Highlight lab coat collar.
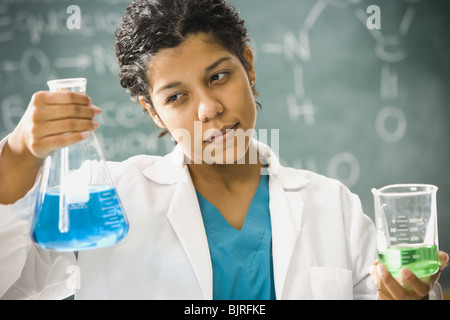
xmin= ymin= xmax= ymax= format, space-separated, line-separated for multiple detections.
xmin=141 ymin=139 xmax=309 ymax=191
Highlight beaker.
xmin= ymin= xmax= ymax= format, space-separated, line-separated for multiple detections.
xmin=371 ymin=184 xmax=439 ymax=279
xmin=31 ymin=78 xmax=129 ymax=251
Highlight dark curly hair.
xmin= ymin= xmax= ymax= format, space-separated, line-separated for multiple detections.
xmin=115 ymin=0 xmax=257 ymax=137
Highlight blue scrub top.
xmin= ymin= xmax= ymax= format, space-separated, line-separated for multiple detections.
xmin=196 ymin=173 xmax=276 ymax=300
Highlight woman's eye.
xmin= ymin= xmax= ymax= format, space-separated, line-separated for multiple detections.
xmin=167 ymin=93 xmax=183 ymax=103
xmin=211 ymin=72 xmax=227 ymax=83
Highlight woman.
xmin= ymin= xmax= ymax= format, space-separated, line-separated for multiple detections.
xmin=0 ymin=0 xmax=447 ymax=300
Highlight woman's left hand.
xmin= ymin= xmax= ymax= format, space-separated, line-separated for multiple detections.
xmin=370 ymin=251 xmax=449 ymax=300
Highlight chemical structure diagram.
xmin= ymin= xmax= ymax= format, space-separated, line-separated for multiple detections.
xmin=257 ymin=0 xmax=421 ymax=186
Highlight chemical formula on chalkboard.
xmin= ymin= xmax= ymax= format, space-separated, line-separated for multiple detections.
xmin=247 ymin=0 xmax=429 ymax=188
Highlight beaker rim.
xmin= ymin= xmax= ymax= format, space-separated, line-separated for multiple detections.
xmin=371 ymin=183 xmax=438 ymax=196
xmin=47 ymin=78 xmax=87 ymax=89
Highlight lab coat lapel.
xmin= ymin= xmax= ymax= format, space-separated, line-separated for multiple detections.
xmin=269 ymin=180 xmax=305 ymax=299
xmin=142 ymin=145 xmax=213 ymax=300
xmin=261 ymin=140 xmax=308 ymax=299
xmin=166 ymin=166 xmax=213 ymax=300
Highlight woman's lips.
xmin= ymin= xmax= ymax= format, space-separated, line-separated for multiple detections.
xmin=204 ymin=122 xmax=239 ymax=143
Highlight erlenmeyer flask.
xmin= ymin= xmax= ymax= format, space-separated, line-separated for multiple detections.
xmin=31 ymin=78 xmax=129 ymax=251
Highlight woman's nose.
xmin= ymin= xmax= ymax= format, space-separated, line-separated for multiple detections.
xmin=197 ymin=90 xmax=224 ymax=122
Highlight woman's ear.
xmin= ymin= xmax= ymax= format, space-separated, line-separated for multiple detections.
xmin=243 ymin=46 xmax=256 ymax=86
xmin=139 ymin=96 xmax=166 ymax=129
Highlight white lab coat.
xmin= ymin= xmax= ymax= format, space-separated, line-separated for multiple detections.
xmin=0 ymin=138 xmax=440 ymax=300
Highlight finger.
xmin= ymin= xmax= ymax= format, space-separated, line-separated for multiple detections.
xmin=35 ymin=119 xmax=99 ymax=140
xmin=91 ymin=105 xmax=102 ymax=115
xmin=34 ymin=91 xmax=92 ymax=106
xmin=29 ymin=131 xmax=90 ymax=158
xmin=43 ymin=131 xmax=91 ymax=149
xmin=370 ymin=261 xmax=391 ymax=299
xmin=400 ymin=268 xmax=431 ymax=298
xmin=428 ymin=251 xmax=449 ymax=284
xmin=37 ymin=104 xmax=101 ymax=122
xmin=439 ymin=251 xmax=449 ymax=270
xmin=377 ymin=264 xmax=408 ymax=300
xmin=377 ymin=289 xmax=394 ymax=300
xmin=369 ymin=262 xmax=381 ymax=290
xmin=373 ymin=263 xmax=396 ymax=300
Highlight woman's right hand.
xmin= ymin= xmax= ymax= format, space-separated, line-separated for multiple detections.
xmin=0 ymin=91 xmax=101 ymax=204
xmin=9 ymin=91 xmax=101 ymax=160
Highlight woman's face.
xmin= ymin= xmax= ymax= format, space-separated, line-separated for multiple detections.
xmin=142 ymin=33 xmax=257 ymax=164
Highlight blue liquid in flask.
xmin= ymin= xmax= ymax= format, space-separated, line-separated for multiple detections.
xmin=32 ymin=185 xmax=128 ymax=251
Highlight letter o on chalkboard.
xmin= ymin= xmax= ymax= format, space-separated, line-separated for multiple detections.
xmin=327 ymin=152 xmax=360 ymax=187
xmin=20 ymin=47 xmax=51 ymax=83
xmin=375 ymin=106 xmax=407 ymax=143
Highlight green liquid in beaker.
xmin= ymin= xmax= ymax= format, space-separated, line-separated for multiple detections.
xmin=378 ymin=245 xmax=439 ymax=278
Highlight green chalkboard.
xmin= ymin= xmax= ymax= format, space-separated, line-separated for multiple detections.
xmin=1 ymin=0 xmax=449 ymax=290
